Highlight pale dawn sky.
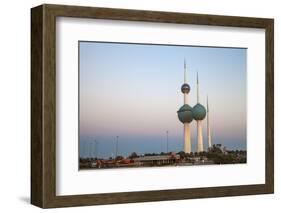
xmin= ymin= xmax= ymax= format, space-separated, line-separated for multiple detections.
xmin=79 ymin=41 xmax=247 ymax=158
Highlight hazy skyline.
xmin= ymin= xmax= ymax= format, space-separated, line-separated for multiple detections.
xmin=79 ymin=41 xmax=247 ymax=158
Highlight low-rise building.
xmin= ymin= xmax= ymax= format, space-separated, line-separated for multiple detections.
xmin=133 ymin=154 xmax=180 ymax=166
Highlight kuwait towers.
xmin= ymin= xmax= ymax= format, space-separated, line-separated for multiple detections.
xmin=177 ymin=60 xmax=208 ymax=153
xmin=177 ymin=60 xmax=193 ymax=153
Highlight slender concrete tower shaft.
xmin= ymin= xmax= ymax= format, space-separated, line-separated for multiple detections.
xmin=197 ymin=121 xmax=203 ymax=152
xmin=184 ymin=123 xmax=190 ymax=153
xmin=207 ymin=96 xmax=212 ymax=148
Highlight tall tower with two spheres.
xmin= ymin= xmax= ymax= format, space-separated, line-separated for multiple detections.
xmin=177 ymin=60 xmax=193 ymax=153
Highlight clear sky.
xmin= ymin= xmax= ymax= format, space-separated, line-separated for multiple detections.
xmin=79 ymin=41 xmax=247 ymax=159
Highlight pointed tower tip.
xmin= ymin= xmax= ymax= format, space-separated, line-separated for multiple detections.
xmin=196 ymin=71 xmax=199 ymax=103
xmin=184 ymin=59 xmax=187 ymax=83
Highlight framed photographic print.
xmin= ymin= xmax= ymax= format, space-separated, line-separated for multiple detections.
xmin=31 ymin=4 xmax=274 ymax=208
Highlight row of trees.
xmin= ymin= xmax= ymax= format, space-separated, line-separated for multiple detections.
xmin=172 ymin=144 xmax=246 ymax=164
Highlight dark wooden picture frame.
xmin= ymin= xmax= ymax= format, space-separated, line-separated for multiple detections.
xmin=31 ymin=4 xmax=274 ymax=208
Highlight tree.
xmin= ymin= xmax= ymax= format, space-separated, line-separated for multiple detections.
xmin=115 ymin=156 xmax=124 ymax=161
xmin=210 ymin=144 xmax=223 ymax=154
xmin=129 ymin=152 xmax=138 ymax=159
xmin=178 ymin=151 xmax=186 ymax=160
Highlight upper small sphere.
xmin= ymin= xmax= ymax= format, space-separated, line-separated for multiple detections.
xmin=192 ymin=103 xmax=207 ymax=120
xmin=181 ymin=83 xmax=190 ymax=94
xmin=177 ymin=104 xmax=193 ymax=123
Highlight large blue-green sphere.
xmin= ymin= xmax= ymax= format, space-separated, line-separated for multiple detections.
xmin=177 ymin=104 xmax=193 ymax=123
xmin=181 ymin=83 xmax=190 ymax=94
xmin=192 ymin=103 xmax=206 ymax=120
